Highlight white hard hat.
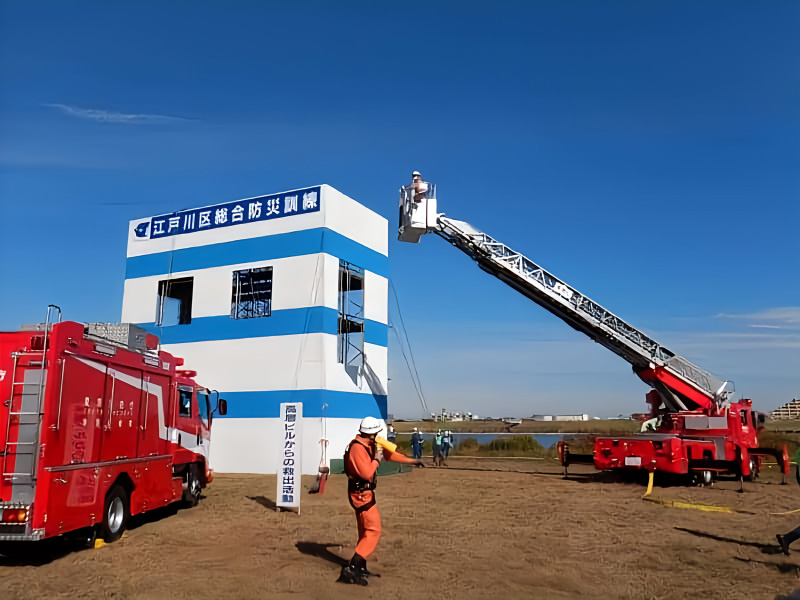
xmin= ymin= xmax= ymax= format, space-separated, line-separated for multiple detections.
xmin=412 ymin=171 xmax=421 ymax=177
xmin=359 ymin=416 xmax=383 ymax=435
xmin=413 ymin=427 xmax=418 ymax=431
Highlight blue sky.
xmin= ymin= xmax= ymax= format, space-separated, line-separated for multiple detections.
xmin=1 ymin=1 xmax=798 ymax=418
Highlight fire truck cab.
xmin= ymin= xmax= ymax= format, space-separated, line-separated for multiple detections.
xmin=0 ymin=317 xmax=226 ymax=543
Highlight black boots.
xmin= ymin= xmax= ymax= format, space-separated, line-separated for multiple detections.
xmin=337 ymin=553 xmax=376 ymax=585
xmin=777 ymin=534 xmax=791 ymax=555
xmin=337 ymin=564 xmax=368 ymax=586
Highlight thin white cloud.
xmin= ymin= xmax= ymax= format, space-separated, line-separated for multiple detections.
xmin=715 ymin=306 xmax=800 ymax=329
xmin=44 ymin=103 xmax=187 ymax=124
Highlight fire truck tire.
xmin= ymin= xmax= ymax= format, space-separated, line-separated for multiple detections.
xmin=101 ymin=485 xmax=129 ymax=543
xmin=745 ymin=457 xmax=759 ymax=482
xmin=183 ymin=464 xmax=202 ymax=507
xmin=692 ymin=470 xmax=713 ymax=487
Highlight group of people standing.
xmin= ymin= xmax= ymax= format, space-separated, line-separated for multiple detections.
xmin=411 ymin=427 xmax=453 ymax=467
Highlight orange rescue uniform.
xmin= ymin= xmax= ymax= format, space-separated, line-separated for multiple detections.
xmin=344 ymin=434 xmax=417 ymax=558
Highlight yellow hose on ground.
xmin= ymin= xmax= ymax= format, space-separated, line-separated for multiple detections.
xmin=640 ymin=471 xmax=754 ymax=514
xmin=642 ymin=471 xmax=654 ymax=498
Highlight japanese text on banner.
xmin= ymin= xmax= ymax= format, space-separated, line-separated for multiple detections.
xmin=137 ymin=187 xmax=321 ymax=240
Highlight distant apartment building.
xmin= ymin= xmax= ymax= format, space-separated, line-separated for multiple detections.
xmin=531 ymin=414 xmax=590 ymax=422
xmin=769 ymin=398 xmax=800 ymax=420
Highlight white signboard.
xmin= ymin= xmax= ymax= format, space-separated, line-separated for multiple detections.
xmin=277 ymin=402 xmax=302 ymax=511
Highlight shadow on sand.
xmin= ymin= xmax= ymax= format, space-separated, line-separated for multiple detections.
xmin=0 ymin=501 xmax=193 ymax=567
xmin=296 ymin=542 xmax=347 ymax=567
xmin=247 ymin=495 xmax=277 ymax=511
xmin=675 ymin=526 xmax=783 ymax=555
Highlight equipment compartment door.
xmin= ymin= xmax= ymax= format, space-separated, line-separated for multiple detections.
xmin=99 ymin=366 xmax=142 ymax=461
xmin=56 ymin=355 xmax=105 ymax=466
xmin=138 ymin=373 xmax=170 ymax=458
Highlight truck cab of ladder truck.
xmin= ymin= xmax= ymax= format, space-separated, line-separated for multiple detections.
xmin=398 ymin=172 xmax=438 ymax=243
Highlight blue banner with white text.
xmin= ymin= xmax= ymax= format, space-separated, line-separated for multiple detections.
xmin=134 ymin=186 xmax=321 ymax=240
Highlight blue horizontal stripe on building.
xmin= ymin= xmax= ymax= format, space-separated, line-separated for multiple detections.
xmin=136 ymin=307 xmax=389 ymax=347
xmin=216 ymin=390 xmax=388 ymax=420
xmin=125 ymin=227 xmax=388 ymax=280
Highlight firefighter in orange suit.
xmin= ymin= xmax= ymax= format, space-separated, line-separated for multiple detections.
xmin=338 ymin=417 xmax=423 ymax=585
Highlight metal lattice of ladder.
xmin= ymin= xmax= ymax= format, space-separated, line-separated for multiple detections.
xmin=435 ymin=217 xmax=727 ymax=405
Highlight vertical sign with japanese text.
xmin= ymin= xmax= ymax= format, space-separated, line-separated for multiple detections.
xmin=277 ymin=402 xmax=302 ymax=512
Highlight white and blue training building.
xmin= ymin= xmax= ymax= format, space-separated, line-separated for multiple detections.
xmin=121 ymin=185 xmax=388 ymax=474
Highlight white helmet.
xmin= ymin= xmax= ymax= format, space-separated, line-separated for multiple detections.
xmin=359 ymin=416 xmax=383 ymax=435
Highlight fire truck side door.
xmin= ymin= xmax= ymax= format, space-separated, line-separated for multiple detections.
xmin=99 ymin=365 xmax=142 ymax=462
xmin=196 ymin=389 xmax=211 ymax=453
xmin=172 ymin=386 xmax=201 ymax=460
xmin=55 ymin=355 xmax=105 ymax=466
xmin=48 ymin=355 xmax=106 ymax=535
xmin=138 ymin=373 xmax=170 ymax=458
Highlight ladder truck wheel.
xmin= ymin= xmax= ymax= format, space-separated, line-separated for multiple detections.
xmin=183 ymin=464 xmax=202 ymax=507
xmin=101 ymin=485 xmax=129 ymax=543
xmin=692 ymin=470 xmax=714 ymax=487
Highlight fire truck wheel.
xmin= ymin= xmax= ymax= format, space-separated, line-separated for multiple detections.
xmin=183 ymin=464 xmax=202 ymax=507
xmin=692 ymin=470 xmax=713 ymax=487
xmin=101 ymin=485 xmax=129 ymax=543
xmin=745 ymin=457 xmax=759 ymax=482
xmin=67 ymin=526 xmax=97 ymax=549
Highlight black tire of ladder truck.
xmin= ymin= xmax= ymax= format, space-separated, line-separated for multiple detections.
xmin=101 ymin=484 xmax=130 ymax=543
xmin=183 ymin=463 xmax=202 ymax=507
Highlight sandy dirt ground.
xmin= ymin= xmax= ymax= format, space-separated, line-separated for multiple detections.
xmin=2 ymin=459 xmax=800 ymax=600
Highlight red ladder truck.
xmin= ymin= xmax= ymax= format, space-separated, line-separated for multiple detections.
xmin=0 ymin=307 xmax=227 ymax=543
xmin=398 ymin=177 xmax=789 ymax=485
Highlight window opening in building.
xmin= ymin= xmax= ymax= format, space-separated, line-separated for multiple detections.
xmin=231 ymin=267 xmax=273 ymax=319
xmin=156 ymin=277 xmax=194 ymax=326
xmin=338 ymin=260 xmax=364 ymax=375
xmin=178 ymin=388 xmax=193 ymax=418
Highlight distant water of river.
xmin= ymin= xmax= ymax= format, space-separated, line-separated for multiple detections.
xmin=395 ymin=432 xmax=590 ymax=449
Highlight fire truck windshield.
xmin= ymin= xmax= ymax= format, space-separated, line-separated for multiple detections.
xmin=197 ymin=389 xmax=210 ymax=425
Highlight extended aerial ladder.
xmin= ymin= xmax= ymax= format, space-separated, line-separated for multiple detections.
xmin=398 ymin=175 xmax=788 ymax=482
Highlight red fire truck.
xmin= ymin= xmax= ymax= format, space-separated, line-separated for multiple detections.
xmin=0 ymin=309 xmax=226 ymax=543
xmin=398 ymin=178 xmax=790 ymax=484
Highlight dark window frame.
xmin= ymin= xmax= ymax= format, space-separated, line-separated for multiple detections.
xmin=338 ymin=260 xmax=364 ymax=369
xmin=178 ymin=387 xmax=193 ymax=418
xmin=231 ymin=266 xmax=273 ymax=320
xmin=156 ymin=277 xmax=194 ymax=326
